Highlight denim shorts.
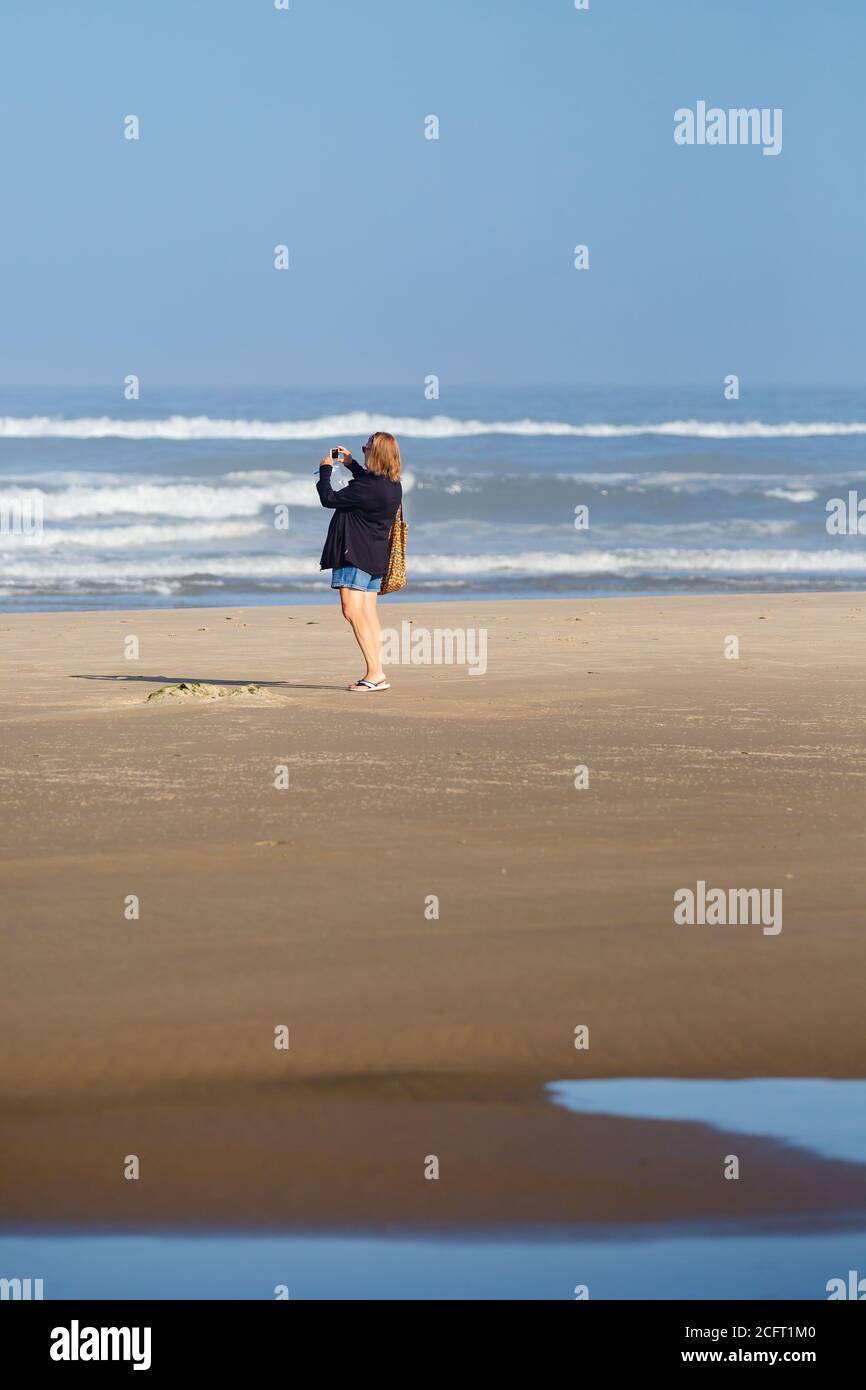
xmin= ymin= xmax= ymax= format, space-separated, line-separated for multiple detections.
xmin=331 ymin=565 xmax=382 ymax=592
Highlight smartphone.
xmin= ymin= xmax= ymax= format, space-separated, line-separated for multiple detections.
xmin=330 ymin=448 xmax=340 ymax=462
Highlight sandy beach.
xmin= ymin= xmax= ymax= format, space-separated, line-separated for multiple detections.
xmin=2 ymin=592 xmax=866 ymax=1230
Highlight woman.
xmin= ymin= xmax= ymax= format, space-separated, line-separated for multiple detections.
xmin=317 ymin=431 xmax=403 ymax=692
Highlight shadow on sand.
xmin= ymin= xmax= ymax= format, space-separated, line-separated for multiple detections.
xmin=70 ymin=673 xmax=343 ymax=691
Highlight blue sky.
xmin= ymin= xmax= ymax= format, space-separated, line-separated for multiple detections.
xmin=1 ymin=0 xmax=863 ymax=388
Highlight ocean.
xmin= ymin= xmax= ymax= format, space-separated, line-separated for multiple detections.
xmin=1 ymin=385 xmax=865 ymax=612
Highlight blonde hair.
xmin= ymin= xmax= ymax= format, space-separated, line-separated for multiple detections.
xmin=365 ymin=432 xmax=401 ymax=481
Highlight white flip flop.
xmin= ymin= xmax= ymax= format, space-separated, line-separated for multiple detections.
xmin=348 ymin=678 xmax=391 ymax=693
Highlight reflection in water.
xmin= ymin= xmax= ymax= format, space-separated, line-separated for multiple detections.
xmin=547 ymin=1078 xmax=866 ymax=1164
xmin=0 ymin=1228 xmax=863 ymax=1300
xmin=2 ymin=1079 xmax=865 ymax=1299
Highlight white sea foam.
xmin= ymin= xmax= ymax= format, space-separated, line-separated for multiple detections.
xmin=3 ymin=413 xmax=866 ymax=440
xmin=403 ymin=549 xmax=866 ymax=576
xmin=0 ymin=520 xmax=265 ymax=551
xmin=223 ymin=469 xmax=308 ymax=483
xmin=0 ymin=469 xmax=157 ymax=487
xmin=762 ymin=487 xmax=819 ymax=502
xmin=0 ymin=470 xmax=415 ymax=522
xmin=0 ymin=473 xmax=841 ymax=528
xmin=589 ymin=519 xmax=796 ymax=542
xmin=0 ymin=480 xmax=319 ymax=520
xmin=3 ymin=548 xmax=866 ymax=585
xmin=552 ymin=472 xmax=834 ymax=494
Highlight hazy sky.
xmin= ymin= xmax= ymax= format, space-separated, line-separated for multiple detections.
xmin=1 ymin=0 xmax=863 ymax=388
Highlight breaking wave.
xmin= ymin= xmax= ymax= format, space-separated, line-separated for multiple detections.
xmin=3 ymin=414 xmax=866 ymax=440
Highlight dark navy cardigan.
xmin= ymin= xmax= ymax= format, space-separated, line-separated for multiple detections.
xmin=317 ymin=458 xmax=402 ymax=576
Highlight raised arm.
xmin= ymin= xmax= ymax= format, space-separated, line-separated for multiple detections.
xmin=318 ymin=461 xmax=374 ymax=512
xmin=316 ymin=447 xmax=368 ymax=509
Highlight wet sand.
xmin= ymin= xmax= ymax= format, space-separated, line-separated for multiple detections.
xmin=4 ymin=1078 xmax=866 ymax=1233
xmin=1 ymin=593 xmax=865 ymax=1228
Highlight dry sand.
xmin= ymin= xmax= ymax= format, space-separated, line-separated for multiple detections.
xmin=1 ymin=593 xmax=865 ymax=1229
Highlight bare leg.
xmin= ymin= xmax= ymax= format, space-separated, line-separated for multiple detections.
xmin=339 ymin=588 xmax=385 ymax=685
xmin=361 ymin=591 xmax=384 ymax=678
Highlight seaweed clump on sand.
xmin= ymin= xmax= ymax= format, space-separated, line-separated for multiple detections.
xmin=146 ymin=682 xmax=266 ymax=702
